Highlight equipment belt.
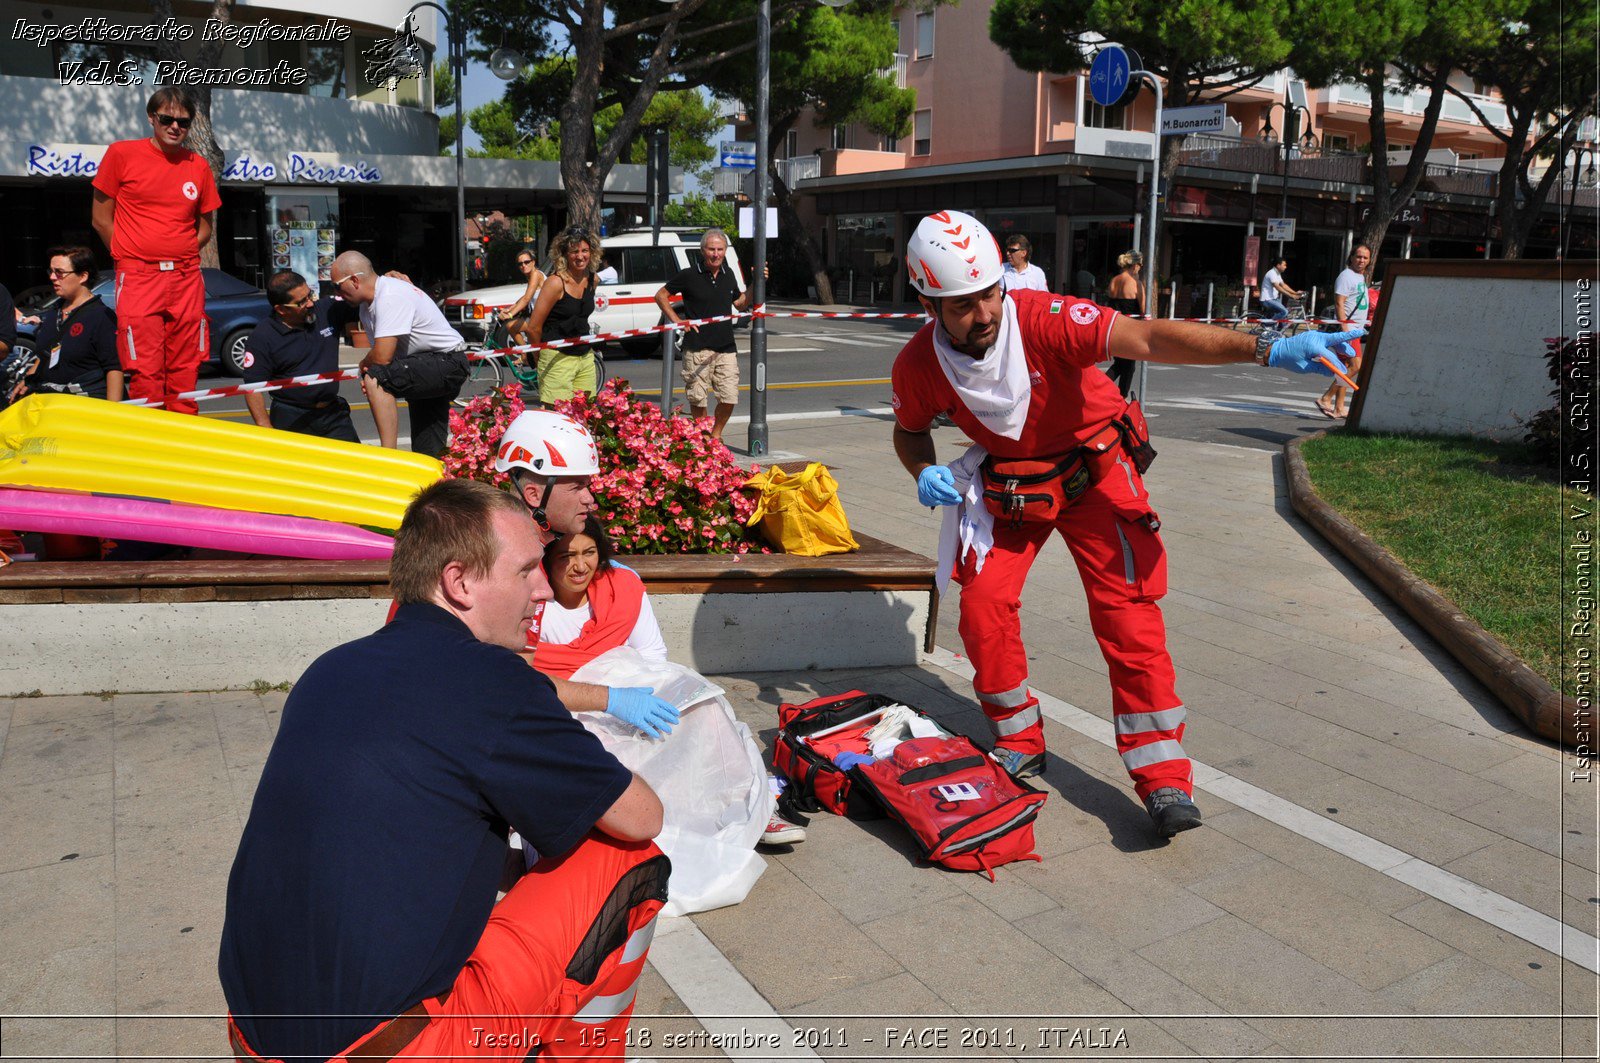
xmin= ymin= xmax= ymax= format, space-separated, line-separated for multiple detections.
xmin=229 ymin=989 xmax=449 ymax=1063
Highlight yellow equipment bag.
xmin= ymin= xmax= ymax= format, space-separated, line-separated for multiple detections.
xmin=743 ymin=462 xmax=859 ymax=556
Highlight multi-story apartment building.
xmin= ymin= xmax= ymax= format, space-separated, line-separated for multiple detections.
xmin=751 ymin=0 xmax=1593 ymax=305
xmin=0 ymin=1 xmax=660 ymax=297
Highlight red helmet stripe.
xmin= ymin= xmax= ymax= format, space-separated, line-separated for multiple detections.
xmin=543 ymin=440 xmax=568 ymax=468
xmin=918 ymin=257 xmax=943 ymax=290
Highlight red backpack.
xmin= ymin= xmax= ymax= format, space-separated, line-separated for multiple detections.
xmin=772 ymin=691 xmax=1048 ymax=878
xmin=851 ymin=735 xmax=1047 ymax=880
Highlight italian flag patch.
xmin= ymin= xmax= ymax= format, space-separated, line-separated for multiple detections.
xmin=1050 ymin=301 xmax=1063 ymax=314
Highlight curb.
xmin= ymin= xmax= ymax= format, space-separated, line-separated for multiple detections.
xmin=1284 ymin=430 xmax=1577 ymax=747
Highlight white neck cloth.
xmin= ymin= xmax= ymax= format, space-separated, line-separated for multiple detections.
xmin=930 ymin=294 xmax=1030 ymax=440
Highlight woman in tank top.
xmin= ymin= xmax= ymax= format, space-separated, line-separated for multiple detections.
xmin=1103 ymin=250 xmax=1144 ymax=399
xmin=520 ymin=226 xmax=599 ymax=406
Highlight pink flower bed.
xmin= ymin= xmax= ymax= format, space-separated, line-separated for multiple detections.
xmin=445 ymin=381 xmax=766 ymax=555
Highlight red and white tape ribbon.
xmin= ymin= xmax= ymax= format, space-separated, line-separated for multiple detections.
xmin=120 ymin=305 xmax=1365 ymax=407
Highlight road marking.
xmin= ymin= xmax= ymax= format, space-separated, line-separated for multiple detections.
xmin=923 ymin=645 xmax=1600 ymax=974
xmin=649 ymin=919 xmax=819 ymax=1061
xmin=1146 ymin=397 xmax=1323 ymax=419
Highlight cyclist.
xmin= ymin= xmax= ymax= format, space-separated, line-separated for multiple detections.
xmin=497 ymin=248 xmax=547 ymax=348
xmin=1258 ymin=257 xmax=1304 ymax=323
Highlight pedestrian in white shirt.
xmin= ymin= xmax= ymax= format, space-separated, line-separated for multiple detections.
xmin=1000 ymin=235 xmax=1049 ymax=292
xmin=1317 ymin=244 xmax=1372 ymax=419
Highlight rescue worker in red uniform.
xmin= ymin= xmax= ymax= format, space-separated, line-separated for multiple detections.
xmin=890 ymin=210 xmax=1362 ymax=837
xmin=91 ymin=86 xmax=221 ymax=415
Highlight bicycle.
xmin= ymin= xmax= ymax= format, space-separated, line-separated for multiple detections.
xmin=455 ymin=319 xmax=607 ymax=407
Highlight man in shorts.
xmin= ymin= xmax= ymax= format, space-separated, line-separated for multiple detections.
xmin=654 ymin=229 xmax=756 ymax=441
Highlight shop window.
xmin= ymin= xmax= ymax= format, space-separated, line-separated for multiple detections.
xmin=305 ymin=43 xmax=348 ymax=98
xmin=266 ymin=39 xmax=301 ymax=93
xmin=915 ymin=12 xmax=934 ymax=59
xmin=1083 ymin=100 xmax=1129 ymax=130
xmin=914 ymin=110 xmax=931 ymax=157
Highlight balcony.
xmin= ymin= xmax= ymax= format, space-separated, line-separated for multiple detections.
xmin=779 ymin=154 xmax=822 ymax=186
xmin=881 ymin=53 xmax=908 ymax=89
xmin=1073 ymin=126 xmax=1157 ymax=161
xmin=1177 ymin=134 xmax=1370 ymax=183
xmin=819 ymin=148 xmax=905 ymax=175
xmin=1321 ymin=82 xmax=1372 ymax=109
xmin=1421 ymin=162 xmax=1498 ymax=196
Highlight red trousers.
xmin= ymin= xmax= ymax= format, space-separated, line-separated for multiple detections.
xmin=955 ymin=450 xmax=1192 ymax=799
xmin=114 ymin=260 xmax=207 ymax=414
xmin=229 ymin=834 xmax=668 ymax=1063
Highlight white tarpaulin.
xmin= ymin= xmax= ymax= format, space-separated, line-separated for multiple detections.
xmin=570 ymin=647 xmax=773 ymax=916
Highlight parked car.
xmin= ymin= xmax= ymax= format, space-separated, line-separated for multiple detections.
xmin=442 ymin=229 xmax=746 ymax=357
xmin=12 ymin=268 xmax=272 ymax=376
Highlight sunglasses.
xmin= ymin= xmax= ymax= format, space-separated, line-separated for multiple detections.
xmin=154 ymin=114 xmax=193 ymax=129
xmin=1006 ymin=247 xmax=1025 ymax=253
xmin=47 ymin=268 xmax=82 ymax=278
xmin=332 ymin=272 xmax=366 ymax=288
xmin=518 ymin=258 xmax=534 ymax=266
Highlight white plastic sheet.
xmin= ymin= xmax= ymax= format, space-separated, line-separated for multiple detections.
xmin=569 ymin=647 xmax=773 ymax=916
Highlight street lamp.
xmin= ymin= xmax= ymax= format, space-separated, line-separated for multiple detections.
xmin=748 ymin=0 xmax=853 ymax=457
xmin=401 ymin=3 xmax=521 ymax=294
xmin=1261 ymin=80 xmax=1316 ymax=256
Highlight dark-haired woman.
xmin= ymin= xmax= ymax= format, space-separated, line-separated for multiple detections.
xmin=8 ymin=246 xmax=122 ymax=405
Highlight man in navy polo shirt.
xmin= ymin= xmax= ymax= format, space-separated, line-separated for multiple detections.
xmin=219 ymin=478 xmax=667 ymax=1062
xmin=654 ymin=229 xmax=756 ymax=441
xmin=242 ymin=270 xmax=360 ymax=443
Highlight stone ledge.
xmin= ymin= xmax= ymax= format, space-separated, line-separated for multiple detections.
xmin=1284 ymin=431 xmax=1575 ymax=746
xmin=0 ymin=532 xmax=938 ymax=695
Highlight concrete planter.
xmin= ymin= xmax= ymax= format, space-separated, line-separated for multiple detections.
xmin=0 ymin=535 xmax=934 ymax=695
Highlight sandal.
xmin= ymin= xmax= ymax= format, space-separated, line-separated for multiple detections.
xmin=1315 ymin=398 xmax=1338 ymax=419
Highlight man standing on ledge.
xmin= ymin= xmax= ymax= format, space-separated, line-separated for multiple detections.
xmin=890 ymin=209 xmax=1361 ymax=838
xmin=220 ymin=478 xmax=667 ymax=1062
xmin=92 ymin=86 xmax=221 ymax=414
xmin=332 ymin=250 xmax=470 ymax=458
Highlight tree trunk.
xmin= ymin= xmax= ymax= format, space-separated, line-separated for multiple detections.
xmin=150 ymin=0 xmax=234 ymax=269
xmin=1356 ymin=64 xmax=1450 ymax=267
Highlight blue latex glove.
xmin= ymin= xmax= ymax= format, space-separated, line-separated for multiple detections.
xmin=1267 ymin=329 xmax=1366 ymax=375
xmin=605 ymin=686 xmax=680 ymax=739
xmin=916 ymin=465 xmax=962 ymax=507
xmin=832 ymin=751 xmax=876 ymax=771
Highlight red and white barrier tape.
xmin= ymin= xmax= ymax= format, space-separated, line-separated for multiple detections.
xmin=121 ymin=305 xmax=1365 ymax=407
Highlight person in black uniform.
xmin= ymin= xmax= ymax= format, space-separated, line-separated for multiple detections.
xmin=241 ymin=271 xmax=360 ymax=443
xmin=521 ymin=226 xmax=599 ymax=407
xmin=7 ymin=246 xmax=121 ymax=404
xmin=654 ymin=228 xmax=758 ymax=441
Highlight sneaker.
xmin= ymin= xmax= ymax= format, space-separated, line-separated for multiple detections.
xmin=760 ymin=813 xmax=807 ymax=846
xmin=1145 ymin=787 xmax=1203 ymax=837
xmin=988 ymin=747 xmax=1045 ymax=779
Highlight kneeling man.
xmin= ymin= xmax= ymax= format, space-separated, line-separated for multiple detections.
xmin=219 ymin=478 xmax=666 ymax=1062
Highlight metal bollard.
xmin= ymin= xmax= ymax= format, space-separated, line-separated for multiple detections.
xmin=1206 ymin=282 xmax=1214 ymax=322
xmin=1241 ymin=288 xmax=1251 ymax=321
xmin=1167 ymin=285 xmax=1177 ymax=318
xmin=659 ymin=328 xmax=676 ymax=415
xmin=1309 ymin=285 xmax=1318 ymax=321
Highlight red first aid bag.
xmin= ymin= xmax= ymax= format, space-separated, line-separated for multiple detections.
xmin=852 ymin=736 xmax=1047 ymax=880
xmin=772 ymin=690 xmax=921 ymax=819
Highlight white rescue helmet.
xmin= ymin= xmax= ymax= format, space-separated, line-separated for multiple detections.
xmin=493 ymin=410 xmax=601 ymax=477
xmin=904 ymin=210 xmax=1004 ymax=298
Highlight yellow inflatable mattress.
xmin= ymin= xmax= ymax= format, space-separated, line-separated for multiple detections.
xmin=0 ymin=394 xmax=441 ymax=532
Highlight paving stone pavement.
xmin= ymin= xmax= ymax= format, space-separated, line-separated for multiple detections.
xmin=0 ymin=413 xmax=1594 ymax=1061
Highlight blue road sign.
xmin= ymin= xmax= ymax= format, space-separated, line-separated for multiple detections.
xmin=720 ymin=140 xmax=757 ymax=171
xmin=1089 ymin=45 xmax=1141 ymax=108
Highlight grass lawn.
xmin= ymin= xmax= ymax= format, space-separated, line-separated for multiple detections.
xmin=1299 ymin=430 xmax=1589 ymax=695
